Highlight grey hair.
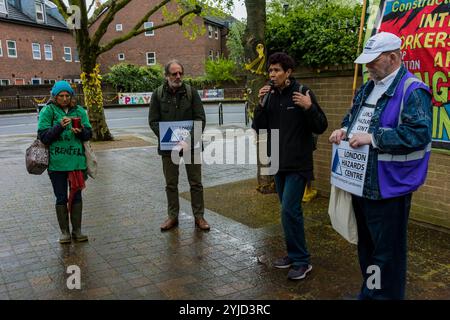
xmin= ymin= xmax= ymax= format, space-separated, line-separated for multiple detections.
xmin=164 ymin=59 xmax=184 ymax=76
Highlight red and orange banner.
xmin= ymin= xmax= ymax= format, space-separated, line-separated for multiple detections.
xmin=364 ymin=0 xmax=450 ymax=149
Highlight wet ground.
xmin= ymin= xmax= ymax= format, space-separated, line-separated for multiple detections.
xmin=0 ymin=126 xmax=449 ymax=300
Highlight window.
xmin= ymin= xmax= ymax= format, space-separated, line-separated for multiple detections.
xmin=44 ymin=79 xmax=56 ymax=84
xmin=32 ymin=43 xmax=41 ymax=60
xmin=35 ymin=2 xmax=45 ymax=23
xmin=116 ymin=24 xmax=122 ymax=31
xmin=0 ymin=79 xmax=10 ymax=86
xmin=214 ymin=27 xmax=219 ymax=39
xmin=15 ymin=79 xmax=25 ymax=85
xmin=0 ymin=40 xmax=2 ymax=57
xmin=118 ymin=53 xmax=125 ymax=61
xmin=63 ymin=79 xmax=72 ymax=83
xmin=31 ymin=78 xmax=42 ymax=85
xmin=216 ymin=51 xmax=220 ymax=60
xmin=146 ymin=52 xmax=156 ymax=65
xmin=208 ymin=50 xmax=214 ymax=60
xmin=73 ymin=48 xmax=79 ymax=62
xmin=64 ymin=47 xmax=72 ymax=62
xmin=144 ymin=21 xmax=154 ymax=36
xmin=208 ymin=25 xmax=213 ymax=38
xmin=44 ymin=44 xmax=52 ymax=60
xmin=7 ymin=40 xmax=17 ymax=57
xmin=73 ymin=79 xmax=82 ymax=84
xmin=0 ymin=0 xmax=7 ymax=14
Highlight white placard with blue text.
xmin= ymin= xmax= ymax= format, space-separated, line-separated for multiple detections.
xmin=330 ymin=141 xmax=369 ymax=196
xmin=159 ymin=121 xmax=193 ymax=151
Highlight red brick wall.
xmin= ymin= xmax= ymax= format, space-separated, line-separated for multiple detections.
xmin=296 ymin=72 xmax=450 ymax=229
xmin=0 ymin=22 xmax=81 ymax=83
xmin=90 ymin=0 xmax=227 ymax=77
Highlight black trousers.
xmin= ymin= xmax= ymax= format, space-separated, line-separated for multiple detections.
xmin=352 ymin=193 xmax=412 ymax=300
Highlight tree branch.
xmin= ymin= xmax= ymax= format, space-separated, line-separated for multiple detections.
xmin=53 ymin=0 xmax=70 ymax=21
xmin=90 ymin=0 xmax=133 ymax=47
xmin=88 ymin=0 xmax=112 ymax=26
xmin=129 ymin=0 xmax=170 ymax=35
xmin=87 ymin=0 xmax=96 ymax=16
xmin=97 ymin=5 xmax=202 ymax=55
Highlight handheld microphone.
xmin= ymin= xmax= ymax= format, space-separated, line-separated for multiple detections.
xmin=261 ymin=80 xmax=274 ymax=107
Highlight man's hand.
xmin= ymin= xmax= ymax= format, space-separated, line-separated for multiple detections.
xmin=60 ymin=117 xmax=71 ymax=128
xmin=349 ymin=133 xmax=372 ymax=148
xmin=71 ymin=127 xmax=82 ymax=134
xmin=329 ymin=129 xmax=347 ymax=145
xmin=293 ymin=90 xmax=312 ymax=110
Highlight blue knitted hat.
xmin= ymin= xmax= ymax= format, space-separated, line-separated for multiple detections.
xmin=51 ymin=80 xmax=74 ymax=97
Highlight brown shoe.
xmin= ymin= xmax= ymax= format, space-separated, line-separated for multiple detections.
xmin=160 ymin=218 xmax=178 ymax=231
xmin=195 ymin=217 xmax=210 ymax=231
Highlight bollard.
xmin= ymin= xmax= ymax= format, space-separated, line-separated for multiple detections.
xmin=244 ymin=101 xmax=249 ymax=126
xmin=218 ymin=102 xmax=223 ymax=125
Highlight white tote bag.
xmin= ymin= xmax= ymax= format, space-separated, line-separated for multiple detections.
xmin=84 ymin=141 xmax=98 ymax=179
xmin=328 ymin=185 xmax=358 ymax=244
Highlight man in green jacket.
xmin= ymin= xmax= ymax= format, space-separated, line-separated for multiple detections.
xmin=148 ymin=60 xmax=209 ymax=231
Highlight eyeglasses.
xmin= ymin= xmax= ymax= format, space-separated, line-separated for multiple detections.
xmin=169 ymin=71 xmax=183 ymax=77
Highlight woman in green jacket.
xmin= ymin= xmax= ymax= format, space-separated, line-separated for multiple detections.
xmin=37 ymin=81 xmax=92 ymax=243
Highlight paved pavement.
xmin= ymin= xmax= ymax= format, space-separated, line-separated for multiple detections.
xmin=0 ymin=125 xmax=449 ymax=300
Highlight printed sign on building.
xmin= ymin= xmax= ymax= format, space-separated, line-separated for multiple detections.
xmin=118 ymin=92 xmax=153 ymax=105
xmin=197 ymin=89 xmax=225 ymax=101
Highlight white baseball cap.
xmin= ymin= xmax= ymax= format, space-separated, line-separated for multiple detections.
xmin=354 ymin=32 xmax=402 ymax=64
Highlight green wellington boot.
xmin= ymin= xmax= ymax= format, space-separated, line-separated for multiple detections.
xmin=70 ymin=202 xmax=88 ymax=242
xmin=55 ymin=205 xmax=71 ymax=244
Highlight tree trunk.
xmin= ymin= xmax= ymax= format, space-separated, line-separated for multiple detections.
xmin=80 ymin=63 xmax=113 ymax=141
xmin=244 ymin=0 xmax=275 ymax=194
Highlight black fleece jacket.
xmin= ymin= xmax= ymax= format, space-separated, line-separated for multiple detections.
xmin=252 ymin=78 xmax=328 ymax=174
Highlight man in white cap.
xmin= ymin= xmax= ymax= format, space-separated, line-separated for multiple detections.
xmin=329 ymin=32 xmax=432 ymax=299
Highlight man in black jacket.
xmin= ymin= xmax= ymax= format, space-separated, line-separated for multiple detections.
xmin=252 ymin=52 xmax=328 ymax=280
xmin=148 ymin=60 xmax=209 ymax=231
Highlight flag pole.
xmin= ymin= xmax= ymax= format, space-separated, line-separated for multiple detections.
xmin=353 ymin=0 xmax=368 ymax=97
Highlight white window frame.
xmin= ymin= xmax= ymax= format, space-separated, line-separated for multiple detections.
xmin=0 ymin=79 xmax=10 ymax=86
xmin=44 ymin=44 xmax=52 ymax=60
xmin=208 ymin=25 xmax=213 ymax=38
xmin=0 ymin=0 xmax=7 ymax=14
xmin=44 ymin=79 xmax=56 ymax=84
xmin=216 ymin=51 xmax=220 ymax=60
xmin=73 ymin=79 xmax=82 ymax=84
xmin=118 ymin=53 xmax=125 ymax=61
xmin=0 ymin=40 xmax=3 ymax=57
xmin=64 ymin=47 xmax=72 ymax=62
xmin=31 ymin=78 xmax=42 ymax=85
xmin=116 ymin=24 xmax=122 ymax=31
xmin=63 ymin=79 xmax=72 ymax=83
xmin=35 ymin=2 xmax=45 ymax=23
xmin=146 ymin=52 xmax=156 ymax=65
xmin=7 ymin=40 xmax=17 ymax=58
xmin=214 ymin=26 xmax=219 ymax=40
xmin=144 ymin=21 xmax=154 ymax=36
xmin=208 ymin=50 xmax=214 ymax=60
xmin=32 ymin=43 xmax=41 ymax=60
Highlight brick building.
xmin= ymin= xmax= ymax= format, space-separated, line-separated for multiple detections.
xmin=0 ymin=0 xmax=81 ymax=85
xmin=90 ymin=0 xmax=233 ymax=77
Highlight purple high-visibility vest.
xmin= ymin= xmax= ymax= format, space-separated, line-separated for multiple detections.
xmin=377 ymin=71 xmax=431 ymax=199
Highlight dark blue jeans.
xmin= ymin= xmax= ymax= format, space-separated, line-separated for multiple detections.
xmin=48 ymin=171 xmax=82 ymax=206
xmin=352 ymin=193 xmax=411 ymax=300
xmin=274 ymin=172 xmax=310 ymax=268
